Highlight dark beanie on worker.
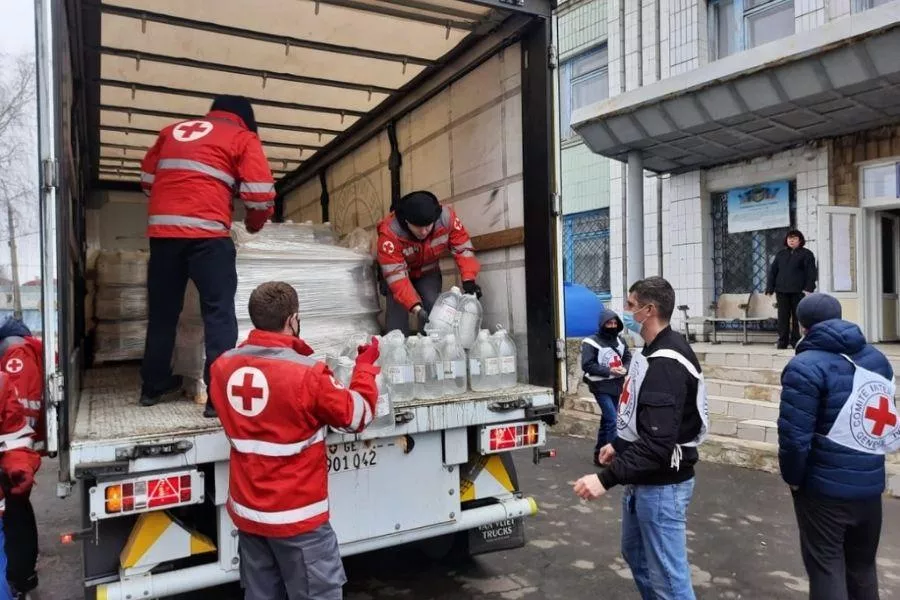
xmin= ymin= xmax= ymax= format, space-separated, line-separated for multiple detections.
xmin=210 ymin=95 xmax=258 ymax=133
xmin=396 ymin=191 xmax=442 ymax=226
xmin=797 ymin=293 xmax=842 ymax=329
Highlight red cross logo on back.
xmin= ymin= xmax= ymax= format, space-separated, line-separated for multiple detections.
xmin=865 ymin=396 xmax=897 ymax=437
xmin=227 ymin=367 xmax=269 ymax=417
xmin=173 ymin=120 xmax=213 ymax=142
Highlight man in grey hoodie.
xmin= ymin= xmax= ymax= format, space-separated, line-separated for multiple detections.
xmin=581 ymin=308 xmax=632 ymax=465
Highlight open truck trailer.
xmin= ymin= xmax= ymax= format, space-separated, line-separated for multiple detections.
xmin=34 ymin=0 xmax=564 ymax=597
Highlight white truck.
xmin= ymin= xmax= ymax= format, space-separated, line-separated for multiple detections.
xmin=34 ymin=0 xmax=564 ymax=597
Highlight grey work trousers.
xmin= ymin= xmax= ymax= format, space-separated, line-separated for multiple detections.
xmin=384 ymin=269 xmax=443 ymax=335
xmin=239 ymin=523 xmax=346 ymax=600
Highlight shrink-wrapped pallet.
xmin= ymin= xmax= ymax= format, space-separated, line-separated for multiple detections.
xmin=94 ymin=320 xmax=146 ymax=363
xmin=96 ymin=250 xmax=149 ymax=287
xmin=95 ymin=286 xmax=149 ymax=321
xmin=231 ymin=222 xmax=380 ymax=359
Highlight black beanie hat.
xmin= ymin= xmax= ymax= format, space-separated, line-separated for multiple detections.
xmin=210 ymin=95 xmax=258 ymax=133
xmin=396 ymin=191 xmax=442 ymax=226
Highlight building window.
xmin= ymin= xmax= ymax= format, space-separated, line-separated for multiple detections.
xmin=560 ymin=46 xmax=608 ymax=141
xmin=854 ymin=0 xmax=893 ymax=11
xmin=708 ymin=0 xmax=795 ymax=61
xmin=562 ymin=209 xmax=610 ymax=297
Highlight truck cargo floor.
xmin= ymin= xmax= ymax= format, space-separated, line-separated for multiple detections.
xmin=72 ymin=365 xmax=221 ymax=447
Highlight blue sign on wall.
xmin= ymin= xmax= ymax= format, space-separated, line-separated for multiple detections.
xmin=727 ymin=180 xmax=791 ymax=234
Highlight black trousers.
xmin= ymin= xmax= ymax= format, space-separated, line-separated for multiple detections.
xmin=3 ymin=492 xmax=38 ymax=592
xmin=384 ymin=270 xmax=443 ymax=335
xmin=141 ymin=237 xmax=238 ymax=397
xmin=792 ymin=490 xmax=881 ymax=600
xmin=776 ymin=292 xmax=804 ymax=347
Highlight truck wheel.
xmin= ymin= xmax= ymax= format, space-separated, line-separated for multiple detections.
xmin=417 ymin=531 xmax=472 ymax=565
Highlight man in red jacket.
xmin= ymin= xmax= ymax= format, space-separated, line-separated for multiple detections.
xmin=209 ymin=281 xmax=380 ymax=599
xmin=0 ymin=317 xmax=43 ymax=597
xmin=139 ymin=95 xmax=275 ymax=418
xmin=376 ymin=190 xmax=481 ymax=334
xmin=0 ymin=370 xmax=41 ymax=600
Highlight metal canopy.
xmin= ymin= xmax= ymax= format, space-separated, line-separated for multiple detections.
xmin=88 ymin=0 xmax=531 ymax=184
xmin=572 ymin=6 xmax=900 ymax=174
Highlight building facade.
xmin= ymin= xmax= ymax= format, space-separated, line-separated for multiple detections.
xmin=557 ymin=0 xmax=613 ymax=302
xmin=571 ymin=0 xmax=900 ymax=344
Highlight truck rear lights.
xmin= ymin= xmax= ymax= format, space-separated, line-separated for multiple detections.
xmin=478 ymin=421 xmax=547 ymax=455
xmin=89 ymin=469 xmax=204 ymax=521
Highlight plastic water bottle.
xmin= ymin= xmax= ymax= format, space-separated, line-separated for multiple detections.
xmin=440 ymin=333 xmax=468 ymax=395
xmin=492 ymin=325 xmax=518 ymax=389
xmin=379 ymin=331 xmax=414 ymax=402
xmin=412 ymin=335 xmax=444 ymax=400
xmin=332 ymin=356 xmax=355 ymax=388
xmin=457 ymin=293 xmax=483 ymax=349
xmin=426 ymin=286 xmax=462 ymax=336
xmin=369 ymin=371 xmax=395 ymax=430
xmin=469 ymin=329 xmax=500 ymax=392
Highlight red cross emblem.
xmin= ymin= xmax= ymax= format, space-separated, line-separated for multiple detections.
xmin=227 ymin=367 xmax=269 ymax=417
xmin=619 ymin=376 xmax=632 ymax=407
xmin=453 ymin=217 xmax=463 ymax=231
xmin=610 ymin=355 xmax=623 ymax=369
xmin=864 ymin=396 xmax=897 ymax=437
xmin=173 ymin=120 xmax=213 ymax=142
xmin=5 ymin=358 xmax=23 ymax=374
xmin=381 ymin=240 xmax=395 ymax=255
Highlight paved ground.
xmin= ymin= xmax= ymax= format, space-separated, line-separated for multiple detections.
xmin=26 ymin=434 xmax=900 ymax=599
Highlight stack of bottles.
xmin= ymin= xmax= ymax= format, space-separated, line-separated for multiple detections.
xmin=424 ymin=286 xmax=483 ymax=349
xmin=93 ymin=249 xmax=150 ymax=363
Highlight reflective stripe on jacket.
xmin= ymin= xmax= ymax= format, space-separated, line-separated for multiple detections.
xmin=375 ymin=206 xmax=480 ymax=310
xmin=141 ymin=111 xmax=275 ymax=238
xmin=209 ymin=329 xmax=379 ymax=538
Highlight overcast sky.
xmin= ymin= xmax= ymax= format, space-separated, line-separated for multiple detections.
xmin=1 ymin=0 xmax=40 ymax=282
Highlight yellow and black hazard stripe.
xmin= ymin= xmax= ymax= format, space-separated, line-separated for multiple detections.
xmin=459 ymin=452 xmax=519 ymax=503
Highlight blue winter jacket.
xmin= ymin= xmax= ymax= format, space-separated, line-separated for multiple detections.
xmin=778 ymin=319 xmax=894 ymax=500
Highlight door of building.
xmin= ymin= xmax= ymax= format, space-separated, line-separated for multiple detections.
xmin=817 ymin=206 xmax=865 ymax=330
xmin=876 ymin=212 xmax=900 ymax=342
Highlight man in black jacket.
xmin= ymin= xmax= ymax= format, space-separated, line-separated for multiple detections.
xmin=575 ymin=276 xmax=707 ymax=600
xmin=766 ymin=229 xmax=817 ymax=349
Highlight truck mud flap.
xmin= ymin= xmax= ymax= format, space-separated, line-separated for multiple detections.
xmin=468 ymin=515 xmax=526 ymax=555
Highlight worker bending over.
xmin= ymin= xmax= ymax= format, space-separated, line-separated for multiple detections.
xmin=376 ymin=190 xmax=481 ymax=333
xmin=210 ymin=281 xmax=380 ymax=599
xmin=139 ymin=95 xmax=275 ymax=418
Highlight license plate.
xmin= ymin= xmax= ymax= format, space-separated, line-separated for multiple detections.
xmin=327 ymin=441 xmax=379 ymax=474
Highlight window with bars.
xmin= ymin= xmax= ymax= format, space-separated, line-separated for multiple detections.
xmin=712 ymin=184 xmax=797 ymax=329
xmin=708 ymin=0 xmax=795 ymax=61
xmin=559 ymin=46 xmax=609 ymax=141
xmin=563 ymin=209 xmax=611 ymax=298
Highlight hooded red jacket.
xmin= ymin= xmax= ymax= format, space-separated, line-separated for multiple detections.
xmin=210 ymin=330 xmax=379 ymax=538
xmin=0 ymin=335 xmax=44 ymax=453
xmin=140 ymin=110 xmax=275 ymax=238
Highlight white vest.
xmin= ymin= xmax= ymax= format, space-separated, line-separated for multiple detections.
xmin=582 ymin=337 xmax=625 ymax=382
xmin=617 ymin=349 xmax=710 ymax=469
xmin=825 ymin=355 xmax=900 ymax=455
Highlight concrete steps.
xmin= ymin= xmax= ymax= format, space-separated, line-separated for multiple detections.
xmin=705 ymin=378 xmax=781 ymax=403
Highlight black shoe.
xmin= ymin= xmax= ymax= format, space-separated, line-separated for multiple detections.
xmin=139 ymin=375 xmax=184 ymax=407
xmin=203 ymin=402 xmax=218 ymax=419
xmin=10 ymin=572 xmax=38 ymax=597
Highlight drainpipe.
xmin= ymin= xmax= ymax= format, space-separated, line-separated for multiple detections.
xmin=627 ymin=151 xmax=645 ymax=285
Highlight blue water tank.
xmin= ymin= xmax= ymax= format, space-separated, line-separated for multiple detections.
xmin=564 ymin=283 xmax=604 ymax=337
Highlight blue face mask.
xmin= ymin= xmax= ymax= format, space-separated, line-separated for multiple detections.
xmin=622 ymin=312 xmax=641 ymax=334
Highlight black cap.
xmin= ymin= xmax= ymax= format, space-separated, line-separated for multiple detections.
xmin=396 ymin=191 xmax=442 ymax=226
xmin=210 ymin=95 xmax=258 ymax=133
xmin=797 ymin=293 xmax=842 ymax=329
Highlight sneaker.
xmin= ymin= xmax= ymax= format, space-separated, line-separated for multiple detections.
xmin=203 ymin=402 xmax=218 ymax=419
xmin=139 ymin=375 xmax=184 ymax=407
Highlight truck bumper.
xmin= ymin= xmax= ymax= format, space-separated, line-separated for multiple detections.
xmin=95 ymin=496 xmax=538 ymax=599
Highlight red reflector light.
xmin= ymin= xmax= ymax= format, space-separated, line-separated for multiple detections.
xmin=60 ymin=533 xmax=74 ymax=545
xmin=489 ymin=426 xmax=518 ymax=451
xmin=180 ymin=474 xmax=191 ymax=489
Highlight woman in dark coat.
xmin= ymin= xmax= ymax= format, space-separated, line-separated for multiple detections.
xmin=766 ymin=230 xmax=818 ymax=349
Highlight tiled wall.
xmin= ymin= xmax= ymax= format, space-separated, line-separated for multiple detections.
xmin=561 ymin=142 xmax=611 ymax=214
xmin=796 ymin=0 xmax=827 ymax=32
xmin=558 ymin=0 xmax=609 ymax=60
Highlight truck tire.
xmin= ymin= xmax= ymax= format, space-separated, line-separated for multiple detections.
xmin=417 ymin=531 xmax=472 ymax=564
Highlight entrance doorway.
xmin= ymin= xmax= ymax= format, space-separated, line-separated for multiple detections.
xmin=875 ymin=210 xmax=900 ymax=342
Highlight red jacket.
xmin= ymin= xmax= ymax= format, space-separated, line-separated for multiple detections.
xmin=0 ymin=335 xmax=45 ymax=453
xmin=140 ymin=110 xmax=275 ymax=238
xmin=0 ymin=371 xmax=41 ymax=515
xmin=376 ymin=206 xmax=480 ymax=311
xmin=209 ymin=329 xmax=379 ymax=538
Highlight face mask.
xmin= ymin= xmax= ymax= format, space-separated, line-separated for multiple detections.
xmin=623 ymin=304 xmax=649 ymax=335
